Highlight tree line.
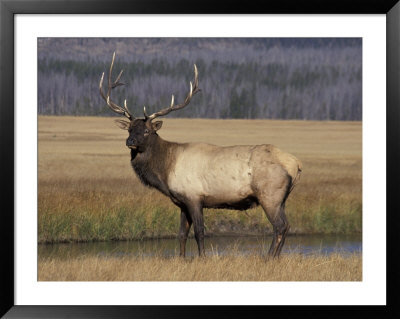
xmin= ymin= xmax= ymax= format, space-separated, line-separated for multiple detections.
xmin=38 ymin=38 xmax=362 ymax=120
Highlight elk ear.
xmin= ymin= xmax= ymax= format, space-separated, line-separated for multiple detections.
xmin=152 ymin=121 xmax=163 ymax=131
xmin=114 ymin=119 xmax=131 ymax=130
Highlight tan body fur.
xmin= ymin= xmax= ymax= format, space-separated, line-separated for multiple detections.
xmin=169 ymin=143 xmax=302 ymax=209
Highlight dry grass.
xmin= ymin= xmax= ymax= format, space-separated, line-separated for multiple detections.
xmin=38 ymin=253 xmax=362 ymax=281
xmin=38 ymin=116 xmax=362 ymax=242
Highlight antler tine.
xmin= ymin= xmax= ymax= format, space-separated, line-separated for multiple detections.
xmin=99 ymin=72 xmax=106 ymax=100
xmin=99 ymin=52 xmax=134 ymax=120
xmin=143 ymin=106 xmax=149 ymax=118
xmin=193 ymin=64 xmax=199 ymax=89
xmin=107 ymin=51 xmax=115 ymax=98
xmin=123 ymin=99 xmax=131 ymax=115
xmin=145 ymin=64 xmax=200 ymax=121
xmin=114 ymin=70 xmax=124 ymax=87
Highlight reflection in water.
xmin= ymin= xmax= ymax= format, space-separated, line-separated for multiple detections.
xmin=38 ymin=234 xmax=362 ymax=259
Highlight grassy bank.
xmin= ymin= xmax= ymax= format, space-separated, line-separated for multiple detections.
xmin=38 ymin=117 xmax=362 ymax=243
xmin=38 ymin=253 xmax=362 ymax=281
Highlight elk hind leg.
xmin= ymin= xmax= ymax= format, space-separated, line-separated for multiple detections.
xmin=274 ymin=205 xmax=290 ymax=257
xmin=262 ymin=203 xmax=290 ymax=258
xmin=253 ymin=164 xmax=292 ymax=257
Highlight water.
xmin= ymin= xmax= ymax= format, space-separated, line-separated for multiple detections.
xmin=38 ymin=234 xmax=362 ymax=259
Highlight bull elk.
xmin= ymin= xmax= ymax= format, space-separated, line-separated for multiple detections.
xmin=99 ymin=52 xmax=302 ymax=258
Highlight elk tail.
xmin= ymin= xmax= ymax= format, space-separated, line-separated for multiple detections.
xmin=289 ymin=159 xmax=302 ymax=194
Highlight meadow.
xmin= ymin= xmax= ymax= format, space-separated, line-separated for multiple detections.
xmin=38 ymin=116 xmax=362 ymax=243
xmin=38 ymin=253 xmax=362 ymax=281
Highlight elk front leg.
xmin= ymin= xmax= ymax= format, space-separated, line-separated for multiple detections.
xmin=187 ymin=203 xmax=205 ymax=257
xmin=179 ymin=208 xmax=192 ymax=257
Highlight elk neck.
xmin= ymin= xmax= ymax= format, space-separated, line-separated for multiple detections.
xmin=130 ymin=134 xmax=176 ymax=197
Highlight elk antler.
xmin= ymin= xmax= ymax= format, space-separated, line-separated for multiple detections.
xmin=143 ymin=64 xmax=200 ymax=121
xmin=99 ymin=52 xmax=134 ymax=120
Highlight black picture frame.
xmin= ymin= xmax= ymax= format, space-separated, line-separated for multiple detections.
xmin=1 ymin=0 xmax=399 ymax=318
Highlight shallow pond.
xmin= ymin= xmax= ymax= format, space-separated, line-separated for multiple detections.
xmin=38 ymin=234 xmax=362 ymax=259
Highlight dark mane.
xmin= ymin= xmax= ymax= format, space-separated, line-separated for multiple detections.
xmin=131 ymin=135 xmax=177 ymax=197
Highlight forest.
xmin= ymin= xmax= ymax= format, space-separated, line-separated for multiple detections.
xmin=38 ymin=38 xmax=362 ymax=120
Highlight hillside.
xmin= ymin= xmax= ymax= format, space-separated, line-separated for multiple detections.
xmin=38 ymin=38 xmax=362 ymax=120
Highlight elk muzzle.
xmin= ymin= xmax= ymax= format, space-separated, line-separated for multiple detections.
xmin=126 ymin=137 xmax=137 ymax=149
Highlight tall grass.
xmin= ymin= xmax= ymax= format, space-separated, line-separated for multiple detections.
xmin=38 ymin=252 xmax=362 ymax=281
xmin=38 ymin=117 xmax=362 ymax=243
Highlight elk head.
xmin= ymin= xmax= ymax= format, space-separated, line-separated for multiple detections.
xmin=99 ymin=52 xmax=200 ymax=152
